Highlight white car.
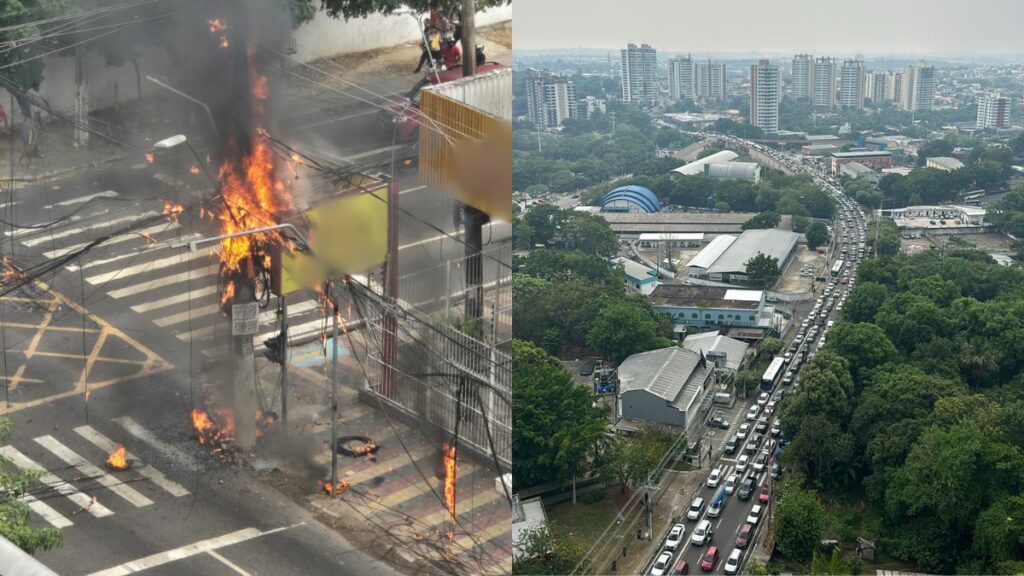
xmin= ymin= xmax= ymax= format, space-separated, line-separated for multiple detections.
xmin=747 ymin=504 xmax=763 ymax=525
xmin=736 ymin=454 xmax=749 ymax=473
xmin=746 ymin=405 xmax=760 ymax=421
xmin=706 ymin=467 xmax=722 ymax=488
xmin=724 ymin=548 xmax=742 ymax=575
xmin=687 ymin=496 xmax=705 ymax=521
xmin=690 ymin=519 xmax=713 ymax=546
xmin=737 ymin=423 xmax=750 ymax=440
xmin=766 ymin=400 xmax=777 ymax=414
xmin=757 ymin=392 xmax=770 ymax=406
xmin=665 ymin=523 xmax=685 ymax=551
xmin=724 ymin=473 xmax=737 ymax=495
xmin=651 ymin=550 xmax=673 ymax=576
xmin=753 ymin=450 xmax=768 ymax=472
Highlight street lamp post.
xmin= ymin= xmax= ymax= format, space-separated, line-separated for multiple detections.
xmin=146 ymin=76 xmax=219 ymax=139
xmin=154 ymin=134 xmax=217 ymax=192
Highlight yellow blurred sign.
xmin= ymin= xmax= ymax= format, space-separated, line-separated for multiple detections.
xmin=419 ymin=88 xmax=512 ymax=223
xmin=276 ymin=186 xmax=388 ymax=295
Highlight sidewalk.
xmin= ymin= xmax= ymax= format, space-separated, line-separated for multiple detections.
xmin=253 ymin=333 xmax=511 ymax=576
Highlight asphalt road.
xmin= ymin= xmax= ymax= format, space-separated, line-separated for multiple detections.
xmin=1 ymin=72 xmax=508 ymax=574
xmin=639 ymin=147 xmax=866 ymax=576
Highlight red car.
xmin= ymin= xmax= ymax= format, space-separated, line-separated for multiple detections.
xmin=759 ymin=485 xmax=771 ymax=504
xmin=378 ymin=61 xmax=507 ymax=141
xmin=700 ymin=545 xmax=719 ymax=572
xmin=736 ymin=523 xmax=753 ymax=548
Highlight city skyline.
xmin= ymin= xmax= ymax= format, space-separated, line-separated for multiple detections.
xmin=515 ymin=0 xmax=1024 ymax=54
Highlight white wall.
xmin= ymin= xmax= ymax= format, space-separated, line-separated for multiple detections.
xmin=290 ymin=5 xmax=512 ymax=63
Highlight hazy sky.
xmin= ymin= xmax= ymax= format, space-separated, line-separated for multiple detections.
xmin=514 ymin=0 xmax=1024 ymax=54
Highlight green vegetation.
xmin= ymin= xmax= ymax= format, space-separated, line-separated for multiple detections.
xmin=864 ymin=218 xmax=900 ymax=257
xmin=587 ymin=300 xmax=675 ymax=363
xmin=805 ymin=221 xmax=829 ymax=250
xmin=774 ymin=483 xmax=827 ymax=563
xmin=745 ymin=253 xmax=781 ymax=288
xmin=598 ymin=426 xmax=679 ymax=493
xmin=986 ymin=187 xmax=1024 ymax=239
xmin=517 ymin=205 xmax=619 ymax=256
xmin=512 ymin=340 xmax=607 ymax=490
xmin=0 ymin=418 xmax=63 ymax=553
xmin=0 ymin=0 xmax=73 ymax=93
xmin=777 ymin=245 xmax=1024 ymax=573
xmin=512 ymin=524 xmax=586 ymax=576
xmin=742 ymin=211 xmax=781 ymax=230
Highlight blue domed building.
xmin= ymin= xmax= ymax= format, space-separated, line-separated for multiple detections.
xmin=599 ymin=185 xmax=661 ymax=213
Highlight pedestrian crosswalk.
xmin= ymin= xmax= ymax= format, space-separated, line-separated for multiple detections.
xmin=0 ymin=418 xmax=192 ymax=529
xmin=12 ymin=190 xmax=336 ymax=356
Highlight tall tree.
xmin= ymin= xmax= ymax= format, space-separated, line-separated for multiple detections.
xmin=512 ymin=340 xmax=608 ymax=489
xmin=804 ymin=221 xmax=828 ymax=250
xmin=774 ymin=484 xmax=826 ymax=563
xmin=586 ymin=300 xmax=672 ymax=363
xmin=741 ymin=211 xmax=781 ymax=230
xmin=745 ymin=253 xmax=781 ymax=288
xmin=0 ymin=418 xmax=63 ymax=553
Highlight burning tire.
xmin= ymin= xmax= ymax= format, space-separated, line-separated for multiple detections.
xmin=335 ymin=435 xmax=380 ymax=457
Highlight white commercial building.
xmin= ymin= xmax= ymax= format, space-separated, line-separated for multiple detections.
xmin=926 ymin=157 xmax=965 ymax=171
xmin=750 ymin=59 xmax=780 ymax=133
xmin=525 ymin=70 xmax=578 ymax=130
xmin=839 ymin=59 xmax=865 ymax=109
xmin=579 ymin=95 xmax=607 ymax=119
xmin=621 ymin=43 xmax=658 ymax=104
xmin=668 ymin=55 xmax=695 ymax=101
xmin=791 ymin=54 xmax=813 ymax=101
xmin=695 ymin=60 xmax=727 ymax=101
xmin=977 ymin=92 xmax=1011 ymax=130
xmin=812 ymin=57 xmax=836 ymax=108
xmin=901 ymin=61 xmax=935 ymax=112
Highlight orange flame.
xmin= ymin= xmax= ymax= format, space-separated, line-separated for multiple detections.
xmin=145 ymin=152 xmax=154 ymax=164
xmin=220 ymin=281 xmax=235 ymax=308
xmin=190 ymin=166 xmax=201 ymax=175
xmin=219 ymin=36 xmax=229 ymax=49
xmin=191 ymin=408 xmax=235 ymax=446
xmin=139 ymin=232 xmax=157 ymax=244
xmin=163 ymin=201 xmax=184 ymax=224
xmin=318 ymin=479 xmax=351 ymax=496
xmin=106 ymin=445 xmax=129 ymax=470
xmin=208 ymin=19 xmax=227 ymax=32
xmin=442 ymin=442 xmax=457 ymax=542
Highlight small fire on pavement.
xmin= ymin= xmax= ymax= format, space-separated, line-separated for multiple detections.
xmin=191 ymin=407 xmax=235 ymax=447
xmin=190 ymin=166 xmax=201 ymax=175
xmin=208 ymin=18 xmax=227 ymax=32
xmin=105 ymin=444 xmax=129 ymax=471
xmin=145 ymin=152 xmax=154 ymax=164
xmin=254 ymin=409 xmax=277 ymax=438
xmin=163 ymin=201 xmax=184 ymax=224
xmin=442 ymin=442 xmax=457 ymax=543
xmin=318 ymin=479 xmax=350 ymax=496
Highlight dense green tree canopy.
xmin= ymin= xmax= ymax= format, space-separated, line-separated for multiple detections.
xmin=741 ymin=211 xmax=781 ymax=230
xmin=512 ymin=340 xmax=608 ymax=490
xmin=773 ymin=484 xmax=826 ymax=563
xmin=0 ymin=418 xmax=63 ymax=553
xmin=744 ymin=252 xmax=781 ymax=288
xmin=804 ymin=221 xmax=828 ymax=250
xmin=586 ymin=300 xmax=674 ymax=363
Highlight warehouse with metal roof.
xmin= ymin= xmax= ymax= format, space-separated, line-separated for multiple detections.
xmin=670 ymin=150 xmax=740 ymax=176
xmin=617 ymin=346 xmax=714 ymax=434
xmin=704 ymin=161 xmax=762 ymax=183
xmin=686 ymin=229 xmax=799 ymax=284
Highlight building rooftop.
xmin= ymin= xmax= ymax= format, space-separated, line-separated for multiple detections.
xmin=599 ymin=212 xmax=755 ymax=235
xmin=705 ymin=162 xmax=760 ymax=180
xmin=831 ymin=150 xmax=893 ymax=158
xmin=705 ymin=229 xmax=800 ymax=276
xmin=512 ymin=496 xmax=549 ymax=559
xmin=686 ymin=235 xmax=737 ymax=270
xmin=617 ymin=347 xmax=710 ymax=409
xmin=612 ymin=256 xmax=658 ymax=282
xmin=650 ymin=284 xmax=763 ymax=310
xmin=927 ymin=156 xmax=964 ymax=170
xmin=805 ymin=134 xmax=840 ymax=141
xmin=671 ymin=150 xmax=740 ymax=176
xmin=681 ymin=331 xmax=751 ymax=371
xmin=638 ymin=232 xmax=706 ymax=242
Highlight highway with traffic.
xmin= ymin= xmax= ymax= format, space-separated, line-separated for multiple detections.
xmin=640 ymin=134 xmax=869 ymax=575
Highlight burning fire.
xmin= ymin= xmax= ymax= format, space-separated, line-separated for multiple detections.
xmin=215 ymin=47 xmax=292 ymax=275
xmin=442 ymin=442 xmax=457 ymax=542
xmin=318 ymin=479 xmax=351 ymax=496
xmin=106 ymin=444 xmax=129 ymax=470
xmin=145 ymin=152 xmax=154 ymax=164
xmin=190 ymin=166 xmax=201 ymax=175
xmin=254 ymin=409 xmax=276 ymax=438
xmin=163 ymin=201 xmax=184 ymax=224
xmin=208 ymin=18 xmax=227 ymax=32
xmin=220 ymin=281 xmax=236 ymax=308
xmin=219 ymin=36 xmax=229 ymax=49
xmin=2 ymin=256 xmax=26 ymax=281
xmin=191 ymin=408 xmax=235 ymax=446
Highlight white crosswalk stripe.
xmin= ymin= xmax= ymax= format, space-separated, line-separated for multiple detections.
xmin=111 ymin=416 xmax=200 ymax=470
xmin=42 ymin=222 xmax=180 ymax=259
xmin=43 ymin=190 xmax=119 ymax=209
xmin=7 ymin=209 xmax=111 ymax=239
xmin=22 ymin=210 xmax=158 ymax=247
xmin=65 ymin=233 xmax=203 ymax=272
xmin=73 ymin=425 xmax=190 ymax=498
xmin=0 ymin=445 xmax=114 ymax=518
xmin=108 ymin=265 xmax=219 ymax=299
xmin=34 ymin=435 xmax=154 ymax=508
xmin=130 ymin=284 xmax=219 ymax=313
xmin=84 ymin=249 xmax=215 ymax=285
xmin=21 ymin=492 xmax=74 ymax=528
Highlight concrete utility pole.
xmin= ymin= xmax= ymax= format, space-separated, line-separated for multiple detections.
xmin=230 ymin=260 xmax=258 ymax=451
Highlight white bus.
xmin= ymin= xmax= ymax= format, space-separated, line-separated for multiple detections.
xmin=831 ymin=260 xmax=845 ymax=278
xmin=761 ymin=356 xmax=786 ymax=392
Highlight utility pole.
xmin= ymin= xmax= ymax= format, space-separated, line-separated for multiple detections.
xmin=229 ymin=260 xmax=258 ymax=451
xmin=279 ymin=295 xmax=288 ymax=425
xmin=330 ymin=282 xmax=340 ymax=491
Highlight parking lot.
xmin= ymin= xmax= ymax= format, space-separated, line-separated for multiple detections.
xmin=775 ymin=244 xmax=825 ymax=294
